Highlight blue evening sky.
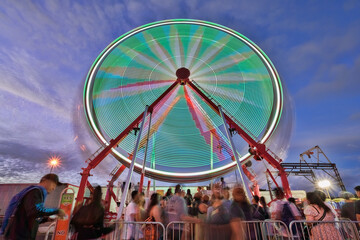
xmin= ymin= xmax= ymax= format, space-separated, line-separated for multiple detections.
xmin=0 ymin=0 xmax=359 ymax=196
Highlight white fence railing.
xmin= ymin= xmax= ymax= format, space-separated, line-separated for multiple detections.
xmin=165 ymin=220 xmax=292 ymax=240
xmin=111 ymin=221 xmax=165 ymax=240
xmin=65 ymin=220 xmax=360 ymax=240
xmin=289 ymin=220 xmax=360 ymax=240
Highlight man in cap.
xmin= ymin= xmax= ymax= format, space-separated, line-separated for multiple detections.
xmin=2 ymin=173 xmax=66 ymax=239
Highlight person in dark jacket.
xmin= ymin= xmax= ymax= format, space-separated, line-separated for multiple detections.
xmin=71 ymin=186 xmax=114 ymax=239
xmin=4 ymin=174 xmax=65 ymax=240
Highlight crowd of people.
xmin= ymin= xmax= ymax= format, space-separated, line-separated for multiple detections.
xmin=1 ymin=173 xmax=359 ymax=240
xmin=121 ymin=183 xmax=360 ymax=240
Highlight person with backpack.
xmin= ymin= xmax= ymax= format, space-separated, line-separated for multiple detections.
xmin=251 ymin=195 xmax=265 ymax=220
xmin=260 ymin=196 xmax=270 ymax=219
xmin=1 ymin=174 xmax=66 ymax=240
xmin=70 ymin=186 xmax=114 ymax=239
xmin=270 ymin=187 xmax=302 ymax=237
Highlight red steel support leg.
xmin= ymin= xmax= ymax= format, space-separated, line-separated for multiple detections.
xmin=242 ymin=165 xmax=260 ymax=197
xmin=147 ymin=180 xmax=151 ymax=197
xmin=104 ymin=165 xmax=126 ymax=212
xmin=266 ymin=169 xmax=280 ymax=188
xmin=75 ymin=81 xmax=179 ymax=208
xmin=75 ymin=168 xmax=91 ymax=208
xmin=139 ymin=112 xmax=152 ymax=193
xmin=110 ymin=190 xmax=117 ymax=202
xmin=218 ymin=105 xmax=251 ymax=200
xmin=139 ymin=174 xmax=145 ymax=193
xmin=187 ymin=80 xmax=292 ymax=198
xmin=104 ymin=184 xmax=114 ymax=212
xmin=117 ymin=105 xmax=149 ymax=220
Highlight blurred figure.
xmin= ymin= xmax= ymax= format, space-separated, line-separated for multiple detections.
xmin=134 ymin=182 xmax=140 ymax=192
xmin=147 ymin=193 xmax=163 ymax=223
xmin=230 ymin=186 xmax=247 ymax=240
xmin=207 ymin=184 xmax=229 ymax=224
xmin=165 ymin=188 xmax=173 ymax=200
xmin=220 ymin=177 xmax=227 ymax=189
xmin=197 ymin=186 xmax=202 ymax=194
xmin=180 ymin=190 xmax=186 ymax=198
xmin=123 ymin=190 xmax=139 ymax=239
xmin=206 ymin=183 xmax=231 ymax=240
xmin=202 ymin=194 xmax=210 ymax=206
xmin=1 ymin=174 xmax=65 ymax=240
xmin=354 ymin=186 xmax=360 ymax=222
xmin=160 ymin=196 xmax=167 ymax=208
xmin=231 ymin=187 xmax=252 ymax=220
xmin=288 ymin=197 xmax=305 ymax=219
xmin=165 ymin=184 xmax=188 ymax=240
xmin=304 ymin=192 xmax=342 ymax=240
xmin=251 ymin=195 xmax=265 ymax=220
xmin=71 ymin=186 xmax=114 ymax=239
xmin=270 ymin=187 xmax=301 ymax=223
xmin=314 ymin=190 xmax=338 ymax=219
xmin=184 ymin=189 xmax=192 ymax=207
xmin=189 ymin=192 xmax=202 ymax=217
xmin=222 ymin=188 xmax=231 ymax=210
xmin=260 ymin=196 xmax=270 ymax=219
xmin=340 ymin=193 xmax=356 ymax=221
xmin=137 ymin=192 xmax=147 ymax=221
xmin=144 ymin=193 xmax=163 ymax=240
xmin=270 ymin=187 xmax=301 ymax=238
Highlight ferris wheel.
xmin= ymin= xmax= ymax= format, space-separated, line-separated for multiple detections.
xmin=77 ymin=20 xmax=291 ymax=211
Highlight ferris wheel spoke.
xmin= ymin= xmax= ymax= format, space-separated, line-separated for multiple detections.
xmin=191 ymin=48 xmax=257 ymax=79
xmin=191 ymin=54 xmax=248 ymax=79
xmin=138 ymin=95 xmax=181 ymax=150
xmin=118 ymin=45 xmax=175 ymax=77
xmin=92 ymin=81 xmax=174 ymax=102
xmin=141 ymin=31 xmax=177 ymax=73
xmin=184 ymin=87 xmax=234 ymax=162
xmin=170 ymin=26 xmax=184 ymax=68
xmin=185 ymin=33 xmax=204 ymax=68
xmin=191 ymin=35 xmax=231 ymax=74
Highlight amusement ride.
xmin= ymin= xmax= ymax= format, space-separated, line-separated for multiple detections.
xmin=76 ymin=19 xmax=294 ymax=217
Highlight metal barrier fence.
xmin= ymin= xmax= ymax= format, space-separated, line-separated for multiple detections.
xmin=109 ymin=221 xmax=166 ymax=240
xmin=65 ymin=220 xmax=360 ymax=239
xmin=289 ymin=220 xmax=360 ymax=240
xmin=165 ymin=220 xmax=291 ymax=240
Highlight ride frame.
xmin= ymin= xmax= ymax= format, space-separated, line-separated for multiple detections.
xmin=75 ymin=70 xmax=292 ymax=213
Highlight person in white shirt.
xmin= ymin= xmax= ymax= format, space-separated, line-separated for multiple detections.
xmin=270 ymin=187 xmax=302 ymax=221
xmin=123 ymin=190 xmax=139 ymax=240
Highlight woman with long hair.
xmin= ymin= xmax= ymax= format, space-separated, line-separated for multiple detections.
xmin=147 ymin=193 xmax=163 ymax=223
xmin=143 ymin=193 xmax=163 ymax=240
xmin=71 ymin=186 xmax=114 ymax=239
xmin=259 ymin=196 xmax=270 ymax=219
xmin=304 ymin=191 xmax=341 ymax=240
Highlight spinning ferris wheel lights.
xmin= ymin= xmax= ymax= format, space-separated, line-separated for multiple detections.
xmin=75 ymin=19 xmax=293 ymax=212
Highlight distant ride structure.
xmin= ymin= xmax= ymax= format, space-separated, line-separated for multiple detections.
xmin=77 ymin=19 xmax=292 ymax=211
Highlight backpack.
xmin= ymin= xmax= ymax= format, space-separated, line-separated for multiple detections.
xmin=252 ymin=205 xmax=265 ymax=220
xmin=0 ymin=186 xmax=46 ymax=235
xmin=281 ymin=202 xmax=295 ymax=227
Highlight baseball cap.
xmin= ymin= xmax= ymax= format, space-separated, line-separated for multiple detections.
xmin=354 ymin=186 xmax=360 ymax=192
xmin=41 ymin=173 xmax=63 ymax=186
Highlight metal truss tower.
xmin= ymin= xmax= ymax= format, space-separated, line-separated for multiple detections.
xmin=280 ymin=145 xmax=346 ymax=191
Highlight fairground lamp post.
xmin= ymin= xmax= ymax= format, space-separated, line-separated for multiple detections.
xmin=318 ymin=179 xmax=331 ymax=199
xmin=48 ymin=156 xmax=60 ymax=173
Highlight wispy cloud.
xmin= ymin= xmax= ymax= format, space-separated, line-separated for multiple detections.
xmin=0 ymin=0 xmax=359 ymax=189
